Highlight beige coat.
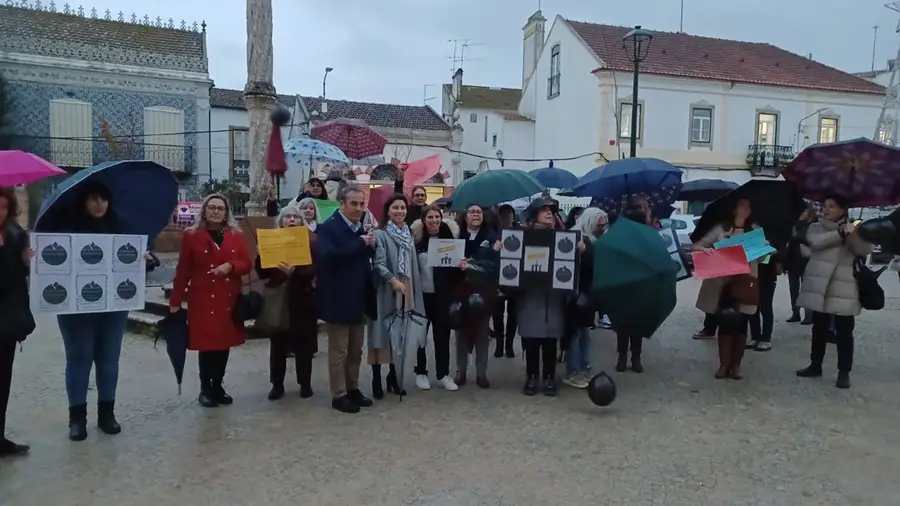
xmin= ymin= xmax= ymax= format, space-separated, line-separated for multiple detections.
xmin=693 ymin=225 xmax=759 ymax=316
xmin=797 ymin=219 xmax=873 ymax=316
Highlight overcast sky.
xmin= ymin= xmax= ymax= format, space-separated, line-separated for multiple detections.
xmin=91 ymin=0 xmax=897 ymax=106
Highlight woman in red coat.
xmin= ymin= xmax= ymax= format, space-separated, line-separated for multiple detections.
xmin=169 ymin=193 xmax=252 ymax=407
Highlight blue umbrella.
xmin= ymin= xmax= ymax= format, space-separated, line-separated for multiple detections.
xmin=560 ymin=158 xmax=683 ymax=214
xmin=284 ymin=138 xmax=350 ymax=183
xmin=34 ymin=160 xmax=179 ymax=238
xmin=528 ymin=161 xmax=578 ymax=189
xmin=677 ymin=179 xmax=739 ymax=202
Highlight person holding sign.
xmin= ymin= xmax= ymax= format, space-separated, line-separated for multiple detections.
xmin=169 ymin=194 xmax=253 ymax=408
xmin=254 ymin=202 xmax=318 ymax=401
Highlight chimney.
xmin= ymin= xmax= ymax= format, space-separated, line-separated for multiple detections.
xmin=522 ymin=10 xmax=547 ymax=89
xmin=452 ymin=68 xmax=463 ymax=102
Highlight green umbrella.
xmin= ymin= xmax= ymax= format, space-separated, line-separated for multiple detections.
xmin=592 ymin=218 xmax=678 ymax=337
xmin=448 ymin=170 xmax=546 ymax=212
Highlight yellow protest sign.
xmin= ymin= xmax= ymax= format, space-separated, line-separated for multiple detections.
xmin=256 ymin=226 xmax=312 ymax=268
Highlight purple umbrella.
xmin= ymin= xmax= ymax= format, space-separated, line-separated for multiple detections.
xmin=782 ymin=138 xmax=900 ymax=207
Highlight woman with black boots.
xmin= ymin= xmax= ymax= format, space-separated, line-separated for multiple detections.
xmin=796 ymin=196 xmax=872 ymax=389
xmin=786 ymin=206 xmax=815 ymax=325
xmin=170 ymin=193 xmax=252 ymax=407
xmin=0 ymin=187 xmax=34 ymax=456
xmin=492 ymin=204 xmax=518 ymax=357
xmin=368 ymin=194 xmax=425 ymax=398
xmin=517 ymin=198 xmax=581 ymax=396
xmin=255 ymin=202 xmax=318 ymax=400
xmin=411 ymin=205 xmax=462 ymax=391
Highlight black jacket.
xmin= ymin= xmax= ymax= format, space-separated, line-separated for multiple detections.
xmin=0 ymin=224 xmax=34 ymax=343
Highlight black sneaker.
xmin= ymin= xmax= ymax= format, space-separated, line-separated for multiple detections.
xmin=347 ymin=389 xmax=374 ymax=407
xmin=299 ymin=385 xmax=314 ymax=399
xmin=268 ymin=384 xmax=285 ymax=401
xmin=0 ymin=438 xmax=29 ymax=457
xmin=331 ymin=396 xmax=361 ymax=414
xmin=786 ymin=314 xmax=801 ymax=323
xmin=796 ymin=365 xmax=823 ymax=378
xmin=522 ymin=377 xmax=539 ymax=396
xmin=835 ymin=371 xmax=851 ymax=389
xmin=542 ymin=378 xmax=558 ymax=397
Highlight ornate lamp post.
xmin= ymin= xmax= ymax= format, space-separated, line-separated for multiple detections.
xmin=622 ymin=26 xmax=653 ymax=158
xmin=496 ymin=149 xmax=505 ymax=168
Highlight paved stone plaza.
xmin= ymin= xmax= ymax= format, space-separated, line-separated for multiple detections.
xmin=2 ymin=279 xmax=900 ymax=505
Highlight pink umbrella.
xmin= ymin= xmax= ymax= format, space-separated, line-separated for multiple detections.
xmin=0 ymin=150 xmax=66 ymax=186
xmin=311 ymin=118 xmax=388 ymax=160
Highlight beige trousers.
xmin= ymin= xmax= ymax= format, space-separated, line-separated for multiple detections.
xmin=325 ymin=324 xmax=365 ymax=398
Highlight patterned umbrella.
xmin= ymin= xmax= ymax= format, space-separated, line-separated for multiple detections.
xmin=782 ymin=138 xmax=900 ymax=207
xmin=560 ymin=158 xmax=683 ymax=216
xmin=310 ymin=118 xmax=388 ymax=160
xmin=284 ymin=138 xmax=351 ymax=184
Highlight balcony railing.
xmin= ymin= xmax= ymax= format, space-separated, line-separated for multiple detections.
xmin=746 ymin=144 xmax=795 ymax=171
xmin=9 ymin=136 xmax=196 ymax=173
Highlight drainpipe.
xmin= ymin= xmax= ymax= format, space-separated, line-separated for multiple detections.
xmin=208 ymin=83 xmax=214 ymax=181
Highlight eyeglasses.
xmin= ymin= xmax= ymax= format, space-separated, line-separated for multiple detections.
xmin=467 ymin=209 xmax=483 ymax=215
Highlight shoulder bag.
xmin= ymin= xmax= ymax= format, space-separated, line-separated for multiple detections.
xmin=853 ymin=257 xmax=885 ymax=311
xmin=254 ymin=283 xmax=290 ymax=333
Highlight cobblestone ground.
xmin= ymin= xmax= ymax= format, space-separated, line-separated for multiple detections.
xmin=3 ymin=279 xmax=900 ymax=506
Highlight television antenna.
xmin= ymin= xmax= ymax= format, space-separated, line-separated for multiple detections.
xmin=874 ymin=2 xmax=900 ymax=146
xmin=448 ymin=39 xmax=485 ymax=73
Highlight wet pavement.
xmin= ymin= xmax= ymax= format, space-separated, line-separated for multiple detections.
xmin=3 ymin=279 xmax=900 ymax=505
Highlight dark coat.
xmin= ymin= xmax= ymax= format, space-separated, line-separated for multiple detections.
xmin=313 ymin=213 xmax=376 ymax=325
xmin=411 ymin=219 xmax=463 ymax=311
xmin=568 ymin=240 xmax=597 ymax=329
xmin=0 ymin=224 xmax=33 ymax=343
xmin=254 ymin=253 xmax=317 ymax=338
xmin=393 ymin=179 xmax=424 ymax=225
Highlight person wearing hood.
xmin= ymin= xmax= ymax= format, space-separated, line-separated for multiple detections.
xmin=411 ymin=205 xmax=462 ymax=391
xmin=58 ymin=183 xmax=159 ymax=441
xmin=517 ymin=198 xmax=584 ymax=396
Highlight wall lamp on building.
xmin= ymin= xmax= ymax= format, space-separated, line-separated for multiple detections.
xmin=622 ymin=25 xmax=653 ymax=158
xmin=496 ymin=149 xmax=505 ymax=167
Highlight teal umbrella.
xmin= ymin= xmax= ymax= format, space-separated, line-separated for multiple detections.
xmin=448 ymin=170 xmax=546 ymax=211
xmin=592 ymin=218 xmax=678 ymax=337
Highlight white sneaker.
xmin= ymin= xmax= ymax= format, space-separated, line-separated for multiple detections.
xmin=599 ymin=315 xmax=612 ymax=329
xmin=415 ymin=374 xmax=431 ymax=390
xmin=438 ymin=376 xmax=458 ymax=391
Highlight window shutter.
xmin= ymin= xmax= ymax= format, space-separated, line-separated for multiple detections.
xmin=143 ymin=107 xmax=185 ymax=171
xmin=49 ymin=99 xmax=93 ymax=168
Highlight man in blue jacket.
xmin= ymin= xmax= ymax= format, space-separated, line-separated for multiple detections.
xmin=315 ymin=185 xmax=377 ymax=413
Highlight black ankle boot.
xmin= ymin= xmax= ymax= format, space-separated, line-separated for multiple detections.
xmin=494 ymin=336 xmax=504 ymax=358
xmin=97 ymin=401 xmax=121 ymax=435
xmin=787 ymin=312 xmax=801 ymax=323
xmin=212 ymin=382 xmax=233 ymax=405
xmin=615 ymin=333 xmax=629 ymax=372
xmin=198 ymin=380 xmax=218 ymax=408
xmin=68 ymin=404 xmax=88 ymax=441
xmin=371 ymin=365 xmax=384 ymax=399
xmin=505 ymin=337 xmax=515 ymax=358
xmin=615 ymin=353 xmax=628 ymax=372
xmin=268 ymin=383 xmax=285 ymax=400
xmin=386 ymin=365 xmax=405 ymax=395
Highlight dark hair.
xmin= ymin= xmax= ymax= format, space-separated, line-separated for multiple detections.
xmin=564 ymin=206 xmax=585 ymax=229
xmin=0 ymin=187 xmax=20 ymax=229
xmin=420 ymin=204 xmax=443 ymax=222
xmin=823 ymin=194 xmax=849 ymax=213
xmin=622 ymin=204 xmax=649 ymax=225
xmin=81 ymin=181 xmax=112 ymax=203
xmin=337 ymin=185 xmax=364 ymax=202
xmin=380 ymin=193 xmax=409 ymax=228
xmin=304 ymin=177 xmax=327 ymax=200
xmin=498 ymin=204 xmax=515 ymax=216
xmin=456 ymin=203 xmax=484 ymax=230
xmin=410 ymin=185 xmax=427 ymax=197
xmin=725 ymin=198 xmax=754 ymax=230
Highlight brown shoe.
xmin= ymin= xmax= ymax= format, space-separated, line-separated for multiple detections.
xmin=476 ymin=376 xmax=491 ymax=389
xmin=454 ymin=374 xmax=467 ymax=387
xmin=715 ymin=334 xmax=732 ymax=379
xmin=693 ymin=330 xmax=716 ymax=340
xmin=730 ymin=334 xmax=746 ymax=380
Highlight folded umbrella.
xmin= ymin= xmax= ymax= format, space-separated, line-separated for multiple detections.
xmin=384 ymin=296 xmax=427 ymax=401
xmin=448 ymin=169 xmax=546 ymax=212
xmin=155 ymin=309 xmax=188 ymax=394
xmin=592 ymin=218 xmax=678 ymax=337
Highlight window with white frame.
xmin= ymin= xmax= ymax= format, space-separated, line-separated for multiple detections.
xmin=143 ymin=106 xmax=185 ymax=171
xmin=230 ymin=128 xmax=250 ymax=184
xmin=49 ymin=99 xmax=93 ymax=168
xmin=619 ymin=102 xmax=643 ymax=141
xmin=469 ymin=113 xmax=477 ymax=123
xmin=818 ymin=116 xmax=839 ymax=143
xmin=755 ymin=112 xmax=779 ymax=145
xmin=690 ymin=106 xmax=713 ymax=145
xmin=547 ymin=44 xmax=560 ymax=98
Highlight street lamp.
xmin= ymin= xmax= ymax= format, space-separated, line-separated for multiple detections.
xmin=322 ymin=67 xmax=333 ymax=99
xmin=496 ymin=149 xmax=505 ymax=168
xmin=622 ymin=26 xmax=653 ymax=158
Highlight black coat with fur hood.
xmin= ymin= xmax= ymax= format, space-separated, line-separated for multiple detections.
xmin=411 ymin=218 xmax=462 ymax=307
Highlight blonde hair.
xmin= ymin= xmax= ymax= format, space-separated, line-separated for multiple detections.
xmin=189 ymin=193 xmax=241 ymax=232
xmin=295 ymin=197 xmax=319 ymax=227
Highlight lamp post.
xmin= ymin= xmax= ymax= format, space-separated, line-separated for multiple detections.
xmin=322 ymin=67 xmax=333 ymax=99
xmin=496 ymin=149 xmax=505 ymax=168
xmin=622 ymin=26 xmax=653 ymax=158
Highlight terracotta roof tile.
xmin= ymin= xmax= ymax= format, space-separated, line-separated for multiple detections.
xmin=567 ymin=20 xmax=885 ymax=96
xmin=210 ymin=89 xmax=450 ymax=132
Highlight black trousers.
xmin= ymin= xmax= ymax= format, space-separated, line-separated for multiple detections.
xmin=198 ymin=350 xmax=230 ymax=387
xmin=788 ymin=269 xmax=804 ymax=315
xmin=810 ymin=312 xmax=854 ymax=372
xmin=270 ymin=331 xmax=313 ymax=387
xmin=750 ymin=276 xmax=778 ymax=342
xmin=702 ymin=313 xmax=718 ymax=334
xmin=491 ymin=294 xmax=517 ymax=339
xmin=615 ymin=333 xmax=643 ymax=355
xmin=0 ymin=341 xmax=15 ymax=437
xmin=416 ymin=294 xmax=452 ymax=379
xmin=522 ymin=337 xmax=557 ymax=379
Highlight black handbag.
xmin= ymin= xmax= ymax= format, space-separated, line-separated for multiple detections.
xmin=232 ymin=290 xmax=263 ymax=324
xmin=0 ymin=292 xmax=35 ymax=343
xmin=853 ymin=257 xmax=886 ymax=311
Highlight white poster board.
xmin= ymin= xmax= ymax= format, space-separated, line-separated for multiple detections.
xmin=426 ymin=239 xmax=465 ymax=268
xmin=30 ymin=233 xmax=148 ymax=315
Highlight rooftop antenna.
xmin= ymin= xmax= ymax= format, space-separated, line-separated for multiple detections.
xmin=423 ymin=84 xmax=438 ymax=105
xmin=679 ymin=0 xmax=685 ymax=33
xmin=872 ymin=25 xmax=879 ymax=72
xmin=873 ymin=2 xmax=900 ymax=146
xmin=447 ymin=39 xmax=483 ymax=74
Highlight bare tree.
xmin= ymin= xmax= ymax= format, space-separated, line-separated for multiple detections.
xmin=389 ymin=128 xmax=416 ymax=162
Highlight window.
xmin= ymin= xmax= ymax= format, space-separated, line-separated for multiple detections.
xmin=143 ymin=106 xmax=185 ymax=171
xmin=755 ymin=111 xmax=779 ymax=145
xmin=547 ymin=44 xmax=560 ymax=98
xmin=230 ymin=128 xmax=250 ymax=184
xmin=469 ymin=113 xmax=477 ymax=123
xmin=618 ymin=102 xmax=643 ymax=141
xmin=49 ymin=99 xmax=92 ymax=168
xmin=818 ymin=116 xmax=839 ymax=143
xmin=878 ymin=118 xmax=894 ymax=144
xmin=492 ymin=134 xmax=497 ymax=148
xmin=690 ymin=106 xmax=713 ymax=145
xmin=483 ymin=115 xmax=488 ymax=142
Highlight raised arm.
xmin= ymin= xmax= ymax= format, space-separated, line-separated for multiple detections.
xmin=314 ymin=225 xmax=369 ymax=266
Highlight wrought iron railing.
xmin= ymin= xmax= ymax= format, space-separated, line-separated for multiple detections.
xmin=745 ymin=144 xmax=795 ymax=169
xmin=9 ymin=136 xmax=197 ymax=173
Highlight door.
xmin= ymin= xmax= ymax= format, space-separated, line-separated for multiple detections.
xmin=756 ymin=113 xmax=778 ymax=146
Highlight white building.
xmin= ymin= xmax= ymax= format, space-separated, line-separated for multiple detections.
xmin=517 ymin=11 xmax=886 ymax=183
xmin=209 ymin=88 xmax=455 ymax=198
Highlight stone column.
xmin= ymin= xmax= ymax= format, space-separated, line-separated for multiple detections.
xmin=450 ymin=123 xmax=464 ymax=184
xmin=243 ymin=0 xmax=276 ymax=217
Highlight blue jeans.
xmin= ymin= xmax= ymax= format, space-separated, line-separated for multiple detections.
xmin=57 ymin=311 xmax=129 ymax=406
xmin=566 ymin=327 xmax=591 ymax=374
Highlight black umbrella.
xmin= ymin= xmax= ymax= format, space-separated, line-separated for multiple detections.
xmin=677 ymin=179 xmax=739 ymax=202
xmin=692 ymin=180 xmax=805 ymax=248
xmin=858 ymin=208 xmax=900 ymax=254
xmin=155 ymin=309 xmax=188 ymax=394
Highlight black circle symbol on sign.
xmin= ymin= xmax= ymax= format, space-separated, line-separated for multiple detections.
xmin=116 ymin=243 xmax=139 ymax=264
xmin=556 ymin=265 xmax=573 ymax=283
xmin=80 ymin=242 xmax=104 ymax=264
xmin=41 ymin=242 xmax=68 ymax=266
xmin=81 ymin=281 xmax=104 ymax=303
xmin=557 ymin=237 xmax=574 ymax=254
xmin=503 ymin=234 xmax=521 ymax=252
xmin=42 ymin=282 xmax=68 ymax=305
xmin=502 ymin=263 xmax=518 ymax=280
xmin=116 ymin=279 xmax=138 ymax=300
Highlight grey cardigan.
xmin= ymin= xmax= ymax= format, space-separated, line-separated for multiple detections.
xmin=366 ymin=228 xmax=426 ymax=351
